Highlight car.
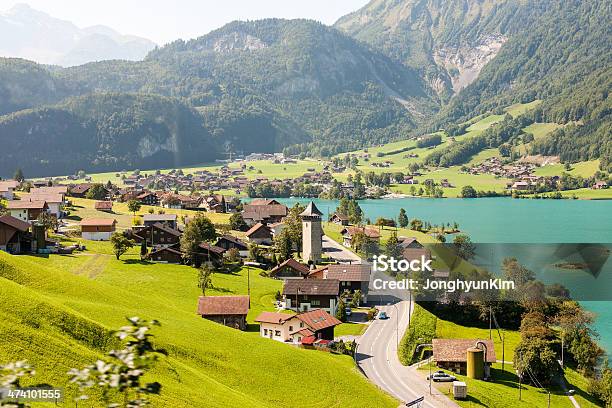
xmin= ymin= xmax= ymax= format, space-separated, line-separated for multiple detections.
xmin=426 ymin=372 xmax=457 ymax=382
xmin=377 ymin=311 xmax=388 ymax=320
xmin=345 ymin=308 xmax=352 ymax=316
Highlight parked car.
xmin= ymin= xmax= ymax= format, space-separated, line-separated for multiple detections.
xmin=345 ymin=308 xmax=352 ymax=316
xmin=427 ymin=372 xmax=457 ymax=382
xmin=378 ymin=311 xmax=388 ymax=320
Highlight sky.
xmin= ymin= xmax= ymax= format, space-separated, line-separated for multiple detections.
xmin=0 ymin=1 xmax=370 ymax=45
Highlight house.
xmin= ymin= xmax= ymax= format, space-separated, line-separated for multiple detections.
xmin=7 ymin=200 xmax=49 ymax=222
xmin=0 ymin=215 xmax=32 ymax=254
xmin=340 ymin=226 xmax=380 ymax=249
xmin=132 ymin=223 xmax=181 ymax=247
xmin=0 ymin=180 xmax=19 ymax=200
xmin=136 ymin=192 xmax=159 ymax=206
xmin=201 ymin=195 xmax=227 ymax=213
xmin=215 ymin=235 xmax=248 ymax=252
xmin=593 ymin=181 xmax=609 ymax=190
xmin=142 ymin=214 xmax=177 ymax=229
xmin=242 ymin=199 xmax=288 ymax=226
xmin=21 ymin=193 xmax=64 ymax=219
xmin=330 ymin=213 xmax=349 ymax=226
xmin=80 ymin=218 xmax=117 ymax=241
xmin=511 ymin=181 xmax=531 ymax=191
xmin=69 ymin=183 xmax=94 ymax=198
xmin=317 ymin=264 xmax=370 ymax=304
xmin=197 ymin=295 xmax=249 ymax=330
xmin=282 ymin=279 xmax=340 ymax=314
xmin=147 ymin=246 xmax=183 ymax=264
xmin=245 ymin=223 xmax=273 ymax=245
xmin=270 ymin=258 xmax=310 ymax=280
xmin=197 ymin=242 xmax=226 ymax=265
xmin=95 ymin=201 xmax=114 ymax=212
xmin=432 ymin=339 xmax=496 ymax=375
xmin=255 ymin=309 xmax=342 ymax=344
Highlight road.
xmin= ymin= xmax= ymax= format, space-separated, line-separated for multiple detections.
xmin=356 ymin=300 xmax=460 ymax=408
xmin=322 ymin=234 xmax=362 ymax=263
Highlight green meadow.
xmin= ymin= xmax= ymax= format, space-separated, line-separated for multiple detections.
xmin=0 ymin=243 xmax=397 ymax=407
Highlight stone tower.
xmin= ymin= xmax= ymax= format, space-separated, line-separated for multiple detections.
xmin=300 ymin=201 xmax=323 ymax=263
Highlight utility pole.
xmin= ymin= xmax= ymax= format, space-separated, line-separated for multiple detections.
xmin=489 ymin=306 xmax=492 ymax=339
xmin=501 ymin=332 xmax=505 ymax=372
xmin=247 ymin=265 xmax=251 ymax=307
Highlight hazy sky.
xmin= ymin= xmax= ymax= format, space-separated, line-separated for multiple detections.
xmin=0 ymin=1 xmax=370 ymax=45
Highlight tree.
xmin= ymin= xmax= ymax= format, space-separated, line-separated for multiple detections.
xmin=350 ymin=289 xmax=362 ymax=308
xmin=13 ymin=168 xmax=24 ymax=182
xmin=409 ymin=218 xmax=423 ymax=232
xmin=502 ymin=257 xmax=535 ymax=286
xmin=385 ymin=233 xmax=402 ymax=259
xmin=197 ymin=265 xmax=214 ymax=295
xmin=229 ymin=213 xmax=248 ymax=231
xmin=461 ymin=185 xmax=477 ymax=198
xmin=398 ymin=208 xmax=408 ymax=228
xmin=453 ymin=234 xmax=475 ymax=261
xmin=85 ymin=183 xmax=107 ymax=200
xmin=274 ymin=229 xmax=293 ymax=263
xmin=127 ymin=199 xmax=142 ymax=216
xmin=110 ymin=232 xmax=134 ymax=260
xmin=336 ymin=299 xmax=347 ymax=322
xmin=224 ymin=248 xmax=241 ymax=264
xmin=140 ymin=238 xmax=148 ymax=258
xmin=514 ymin=336 xmax=560 ymax=385
xmin=68 ymin=317 xmax=162 ymax=407
xmin=180 ymin=213 xmax=217 ymax=267
xmin=589 ymin=365 xmax=612 ymax=406
xmin=37 ymin=212 xmax=58 ymax=232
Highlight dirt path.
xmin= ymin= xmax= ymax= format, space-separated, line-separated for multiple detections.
xmin=74 ymin=253 xmax=111 ymax=278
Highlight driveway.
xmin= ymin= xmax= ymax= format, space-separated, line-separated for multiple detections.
xmin=322 ymin=235 xmax=362 ymax=263
xmin=356 ymin=300 xmax=460 ymax=408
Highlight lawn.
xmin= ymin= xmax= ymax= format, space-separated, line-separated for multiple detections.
xmin=533 ymin=160 xmax=601 ymax=178
xmin=0 ymin=242 xmax=398 ymax=407
xmin=66 ymin=197 xmax=231 ymax=230
xmin=335 ymin=323 xmax=368 ymax=337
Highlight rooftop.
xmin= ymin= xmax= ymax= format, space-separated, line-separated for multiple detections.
xmin=197 ymin=296 xmax=250 ymax=316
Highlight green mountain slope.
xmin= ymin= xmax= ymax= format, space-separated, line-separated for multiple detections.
xmin=0 ymin=249 xmax=397 ymax=407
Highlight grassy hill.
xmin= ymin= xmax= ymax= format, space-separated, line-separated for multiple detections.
xmin=0 ymin=245 xmax=397 ymax=407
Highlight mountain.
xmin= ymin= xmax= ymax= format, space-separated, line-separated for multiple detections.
xmin=336 ymin=0 xmax=611 ymax=169
xmin=0 ymin=3 xmax=156 ymax=66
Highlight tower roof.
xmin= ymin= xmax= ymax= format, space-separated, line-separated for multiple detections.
xmin=300 ymin=201 xmax=323 ymax=217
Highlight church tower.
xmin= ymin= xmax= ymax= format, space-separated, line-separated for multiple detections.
xmin=300 ymin=201 xmax=323 ymax=263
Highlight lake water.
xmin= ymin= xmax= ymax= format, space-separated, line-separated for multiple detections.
xmin=272 ymin=197 xmax=612 ymax=353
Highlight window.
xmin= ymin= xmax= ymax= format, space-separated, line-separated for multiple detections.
xmin=263 ymin=329 xmax=268 ymax=335
xmin=275 ymin=330 xmax=281 ymax=336
xmin=311 ymin=300 xmax=320 ymax=306
xmin=289 ymin=326 xmax=293 ymax=332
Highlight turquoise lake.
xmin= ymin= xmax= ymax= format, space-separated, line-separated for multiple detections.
xmin=272 ymin=197 xmax=612 ymax=353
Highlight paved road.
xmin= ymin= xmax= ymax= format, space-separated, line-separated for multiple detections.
xmin=322 ymin=235 xmax=362 ymax=263
xmin=356 ymin=300 xmax=460 ymax=408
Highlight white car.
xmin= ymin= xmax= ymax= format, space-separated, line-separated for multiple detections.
xmin=427 ymin=372 xmax=457 ymax=382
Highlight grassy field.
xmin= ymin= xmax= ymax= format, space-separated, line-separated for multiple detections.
xmin=65 ymin=197 xmax=231 ymax=230
xmin=533 ymin=160 xmax=601 ymax=178
xmin=0 ymin=243 xmax=398 ymax=407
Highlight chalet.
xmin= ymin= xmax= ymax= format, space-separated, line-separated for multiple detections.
xmin=7 ymin=200 xmax=49 ymax=222
xmin=132 ymin=223 xmax=181 ymax=247
xmin=593 ymin=181 xmax=609 ymax=190
xmin=511 ymin=181 xmax=531 ymax=191
xmin=255 ymin=309 xmax=341 ymax=344
xmin=399 ymin=237 xmax=432 ymax=263
xmin=242 ymin=199 xmax=288 ymax=226
xmin=398 ymin=236 xmax=423 ymax=249
xmin=201 ymin=195 xmax=227 ymax=213
xmin=282 ymin=279 xmax=340 ymax=314
xmin=22 ymin=192 xmax=64 ymax=219
xmin=147 ymin=246 xmax=183 ymax=264
xmin=330 ymin=213 xmax=349 ymax=226
xmin=94 ymin=201 xmax=114 ymax=212
xmin=80 ymin=218 xmax=117 ymax=241
xmin=340 ymin=226 xmax=380 ymax=249
xmin=215 ymin=235 xmax=248 ymax=252
xmin=136 ymin=192 xmax=159 ymax=206
xmin=32 ymin=186 xmax=68 ymax=197
xmin=319 ymin=264 xmax=370 ymax=304
xmin=142 ymin=214 xmax=177 ymax=229
xmin=245 ymin=223 xmax=273 ymax=245
xmin=270 ymin=258 xmax=310 ymax=280
xmin=432 ymin=339 xmax=496 ymax=375
xmin=197 ymin=295 xmax=249 ymax=330
xmin=0 ymin=180 xmax=19 ymax=200
xmin=197 ymin=242 xmax=226 ymax=265
xmin=0 ymin=215 xmax=32 ymax=254
xmin=69 ymin=183 xmax=94 ymax=198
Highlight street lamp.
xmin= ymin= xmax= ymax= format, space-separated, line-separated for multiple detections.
xmin=387 ymin=302 xmax=399 ymax=350
xmin=416 ymin=343 xmax=433 ymax=395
